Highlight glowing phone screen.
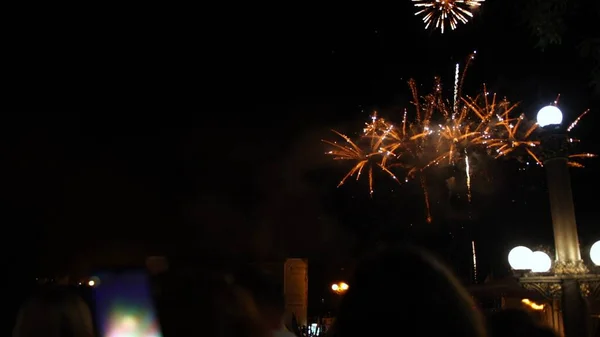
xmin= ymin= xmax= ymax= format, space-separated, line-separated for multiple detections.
xmin=94 ymin=271 xmax=162 ymax=337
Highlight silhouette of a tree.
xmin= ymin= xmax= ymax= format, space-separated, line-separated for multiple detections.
xmin=518 ymin=0 xmax=600 ymax=95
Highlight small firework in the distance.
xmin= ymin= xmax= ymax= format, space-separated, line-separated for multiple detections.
xmin=413 ymin=0 xmax=484 ymax=34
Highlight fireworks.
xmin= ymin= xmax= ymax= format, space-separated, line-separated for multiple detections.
xmin=413 ymin=0 xmax=485 ymax=34
xmin=462 ymin=88 xmax=541 ymax=164
xmin=322 ymin=113 xmax=399 ymax=195
xmin=462 ymin=92 xmax=596 ymax=168
xmin=323 ymin=54 xmax=595 ymax=223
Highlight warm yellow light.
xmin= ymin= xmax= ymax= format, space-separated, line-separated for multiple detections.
xmin=88 ymin=280 xmax=95 ymax=287
xmin=331 ymin=282 xmax=349 ymax=294
xmin=522 ymin=298 xmax=544 ymax=310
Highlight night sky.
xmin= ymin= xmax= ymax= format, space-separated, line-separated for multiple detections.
xmin=4 ymin=1 xmax=600 ymax=291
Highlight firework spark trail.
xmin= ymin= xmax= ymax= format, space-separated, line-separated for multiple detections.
xmin=457 ymin=52 xmax=476 ymax=106
xmin=487 ymin=94 xmax=595 ymax=167
xmin=322 ymin=131 xmax=377 ymax=193
xmin=462 ymin=90 xmax=542 ymax=165
xmin=337 ymin=55 xmax=484 ymax=221
xmin=413 ymin=0 xmax=485 ymax=34
xmin=421 ymin=175 xmax=432 ymax=223
xmin=402 ymin=108 xmax=408 ymax=137
xmin=324 ymin=89 xmax=595 ymax=221
xmin=323 ymin=115 xmax=402 ymax=195
xmin=409 ymin=79 xmax=422 ymax=123
xmin=323 ymin=53 xmax=595 ymax=223
xmin=567 ymin=109 xmax=590 ymax=132
xmin=465 ymin=149 xmax=472 ymax=203
xmin=472 ymin=240 xmax=478 ymax=282
xmin=453 ymin=63 xmax=460 ymax=116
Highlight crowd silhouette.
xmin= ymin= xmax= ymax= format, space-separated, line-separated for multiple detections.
xmin=12 ymin=245 xmax=562 ymax=337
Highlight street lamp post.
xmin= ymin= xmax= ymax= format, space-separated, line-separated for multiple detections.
xmin=538 ymin=105 xmax=589 ymax=337
xmin=537 ymin=106 xmax=585 ymax=272
xmin=509 ymin=105 xmax=599 ymax=337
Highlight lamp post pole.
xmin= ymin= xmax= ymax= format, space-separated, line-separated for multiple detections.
xmin=540 ymin=125 xmax=589 ymax=337
xmin=509 ymin=106 xmax=600 ymax=337
xmin=542 ymin=129 xmax=584 ymax=269
xmin=511 ymin=105 xmax=598 ymax=337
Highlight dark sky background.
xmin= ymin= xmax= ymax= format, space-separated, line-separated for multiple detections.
xmin=3 ymin=0 xmax=600 ymax=306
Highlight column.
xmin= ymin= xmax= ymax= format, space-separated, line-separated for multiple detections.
xmin=542 ymin=131 xmax=585 ymax=272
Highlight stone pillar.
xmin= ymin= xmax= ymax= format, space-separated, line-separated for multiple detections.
xmin=542 ymin=131 xmax=583 ymax=268
xmin=284 ymin=258 xmax=308 ymax=326
xmin=542 ymin=129 xmax=589 ymax=337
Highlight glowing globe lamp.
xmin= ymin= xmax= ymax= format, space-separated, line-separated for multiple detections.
xmin=508 ymin=246 xmax=533 ymax=270
xmin=537 ymin=105 xmax=563 ymax=127
xmin=590 ymin=241 xmax=600 ymax=266
xmin=530 ymin=251 xmax=552 ymax=273
xmin=331 ymin=282 xmax=349 ymax=294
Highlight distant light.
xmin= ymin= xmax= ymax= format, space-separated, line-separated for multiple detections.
xmin=88 ymin=280 xmax=95 ymax=287
xmin=537 ymin=105 xmax=563 ymax=127
xmin=508 ymin=246 xmax=533 ymax=270
xmin=590 ymin=241 xmax=600 ymax=266
xmin=530 ymin=251 xmax=552 ymax=273
xmin=331 ymin=282 xmax=349 ymax=294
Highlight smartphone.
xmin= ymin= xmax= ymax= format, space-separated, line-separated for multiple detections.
xmin=92 ymin=269 xmax=163 ymax=337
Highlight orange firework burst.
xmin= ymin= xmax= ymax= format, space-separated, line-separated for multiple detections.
xmin=324 ymin=54 xmax=482 ymax=222
xmin=462 ymin=92 xmax=596 ymax=167
xmin=461 ymin=87 xmax=540 ymax=164
xmin=413 ymin=0 xmax=484 ymax=34
xmin=322 ymin=113 xmax=399 ymax=195
xmin=323 ymin=54 xmax=595 ymax=223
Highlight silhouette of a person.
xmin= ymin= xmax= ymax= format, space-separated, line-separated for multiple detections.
xmin=13 ymin=272 xmax=94 ymax=337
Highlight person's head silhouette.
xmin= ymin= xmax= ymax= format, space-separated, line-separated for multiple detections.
xmin=332 ymin=245 xmax=486 ymax=337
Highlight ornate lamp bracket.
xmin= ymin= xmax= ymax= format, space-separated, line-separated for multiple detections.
xmin=540 ymin=131 xmax=570 ymax=161
xmin=520 ymin=277 xmax=563 ymax=300
xmin=519 ymin=274 xmax=600 ymax=299
xmin=578 ymin=278 xmax=600 ymax=298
